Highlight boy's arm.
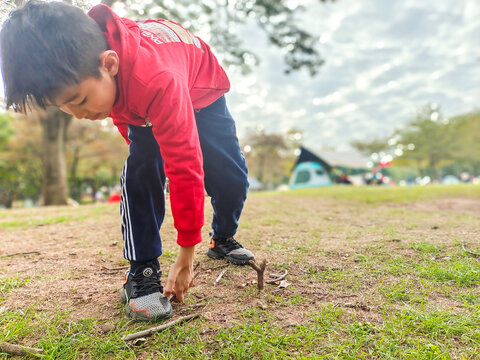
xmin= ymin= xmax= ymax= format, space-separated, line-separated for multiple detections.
xmin=164 ymin=245 xmax=195 ymax=302
xmin=143 ymin=71 xmax=205 ymax=248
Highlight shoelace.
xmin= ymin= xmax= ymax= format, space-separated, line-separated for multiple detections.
xmin=131 ymin=270 xmax=163 ymax=297
xmin=221 ymin=237 xmax=244 ymax=253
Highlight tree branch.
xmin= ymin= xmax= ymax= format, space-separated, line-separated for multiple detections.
xmin=1 ymin=251 xmax=40 ymax=258
xmin=266 ymin=270 xmax=288 ymax=284
xmin=122 ymin=314 xmax=200 ymax=341
xmin=462 ymin=241 xmax=480 ymax=257
xmin=248 ymin=259 xmax=267 ymax=290
xmin=0 ymin=342 xmax=43 ymax=357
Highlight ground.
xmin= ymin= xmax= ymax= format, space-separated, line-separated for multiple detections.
xmin=0 ymin=185 xmax=479 ymax=359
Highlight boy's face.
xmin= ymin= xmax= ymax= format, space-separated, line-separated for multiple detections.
xmin=53 ymin=51 xmax=119 ymax=120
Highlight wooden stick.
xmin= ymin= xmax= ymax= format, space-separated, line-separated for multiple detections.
xmin=249 ymin=260 xmax=267 ymax=290
xmin=192 ymin=261 xmax=202 ymax=280
xmin=0 ymin=342 xmax=43 ymax=357
xmin=215 ymin=269 xmax=227 ymax=284
xmin=266 ymin=270 xmax=288 ymax=284
xmin=101 ymin=265 xmax=129 ymax=271
xmin=180 ymin=303 xmax=207 ymax=311
xmin=208 ymin=264 xmax=229 ymax=271
xmin=462 ymin=242 xmax=480 ymax=257
xmin=1 ymin=251 xmax=40 ymax=258
xmin=122 ymin=314 xmax=200 ymax=341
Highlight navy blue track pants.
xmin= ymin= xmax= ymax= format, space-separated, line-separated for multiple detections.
xmin=120 ymin=96 xmax=249 ymax=262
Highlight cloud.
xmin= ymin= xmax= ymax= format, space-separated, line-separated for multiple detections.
xmin=228 ymin=0 xmax=480 ymax=152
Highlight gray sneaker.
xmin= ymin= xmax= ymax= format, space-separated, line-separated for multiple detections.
xmin=207 ymin=236 xmax=255 ymax=265
xmin=120 ymin=262 xmax=172 ymax=321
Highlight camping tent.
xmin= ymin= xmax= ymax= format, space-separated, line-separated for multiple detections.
xmin=290 ymin=146 xmax=368 ymax=188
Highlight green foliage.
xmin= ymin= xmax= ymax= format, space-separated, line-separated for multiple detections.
xmin=0 ymin=113 xmax=15 ymax=149
xmin=0 ymin=114 xmax=43 ymax=207
xmin=350 ymin=107 xmax=480 ymax=180
xmin=242 ymin=127 xmax=300 ymax=186
xmin=351 ymin=137 xmax=390 ymax=157
xmin=448 ymin=111 xmax=480 ymax=174
xmin=395 ymin=105 xmax=457 ymax=180
xmin=110 ymin=0 xmax=327 ymax=75
xmin=66 ymin=118 xmax=127 ymax=202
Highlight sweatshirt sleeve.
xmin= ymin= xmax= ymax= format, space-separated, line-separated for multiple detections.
xmin=142 ymin=71 xmax=205 ymax=247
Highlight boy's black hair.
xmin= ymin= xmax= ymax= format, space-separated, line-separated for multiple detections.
xmin=0 ymin=0 xmax=108 ymax=112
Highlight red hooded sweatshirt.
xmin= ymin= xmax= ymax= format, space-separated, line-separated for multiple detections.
xmin=88 ymin=5 xmax=230 ymax=247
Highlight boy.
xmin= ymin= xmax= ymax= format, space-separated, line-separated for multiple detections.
xmin=0 ymin=1 xmax=254 ymax=321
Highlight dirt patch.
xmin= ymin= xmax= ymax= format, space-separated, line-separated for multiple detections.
xmin=0 ymin=195 xmax=478 ymax=330
xmin=403 ymin=197 xmax=480 ymax=216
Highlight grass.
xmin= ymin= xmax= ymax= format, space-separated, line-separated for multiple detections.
xmin=277 ymin=183 xmax=480 ymax=203
xmin=0 ymin=277 xmax=30 ymax=301
xmin=0 ymin=204 xmax=110 ymax=230
xmin=1 ymin=185 xmax=480 ymax=359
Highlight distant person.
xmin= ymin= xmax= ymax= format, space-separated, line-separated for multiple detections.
xmin=365 ymin=169 xmax=383 ymax=185
xmin=0 ymin=1 xmax=254 ymax=321
xmin=336 ymin=174 xmax=352 ymax=185
xmin=107 ymin=191 xmax=121 ymax=204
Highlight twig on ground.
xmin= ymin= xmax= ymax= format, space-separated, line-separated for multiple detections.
xmin=266 ymin=270 xmax=288 ymax=284
xmin=122 ymin=314 xmax=200 ymax=341
xmin=462 ymin=242 xmax=480 ymax=257
xmin=215 ymin=269 xmax=227 ymax=284
xmin=249 ymin=259 xmax=267 ymax=290
xmin=337 ymin=294 xmax=357 ymax=299
xmin=341 ymin=302 xmax=373 ymax=311
xmin=1 ymin=251 xmax=40 ymax=258
xmin=0 ymin=342 xmax=43 ymax=357
xmin=101 ymin=265 xmax=129 ymax=271
xmin=193 ymin=261 xmax=200 ymax=271
xmin=208 ymin=264 xmax=229 ymax=271
xmin=192 ymin=262 xmax=226 ymax=280
xmin=180 ymin=303 xmax=207 ymax=311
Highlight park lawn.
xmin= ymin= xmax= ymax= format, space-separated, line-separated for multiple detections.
xmin=0 ymin=184 xmax=479 ymax=359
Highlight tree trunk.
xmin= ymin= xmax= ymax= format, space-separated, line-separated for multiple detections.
xmin=12 ymin=0 xmax=72 ymax=206
xmin=39 ymin=107 xmax=72 ymax=205
xmin=70 ymin=146 xmax=80 ymax=183
xmin=258 ymin=155 xmax=265 ymax=183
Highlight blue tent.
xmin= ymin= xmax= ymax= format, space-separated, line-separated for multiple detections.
xmin=290 ymin=161 xmax=332 ymax=188
xmin=290 ymin=146 xmax=368 ymax=188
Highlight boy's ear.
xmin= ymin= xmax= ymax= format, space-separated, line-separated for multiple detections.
xmin=100 ymin=50 xmax=119 ymax=76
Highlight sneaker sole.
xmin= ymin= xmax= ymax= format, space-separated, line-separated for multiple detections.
xmin=125 ymin=304 xmax=173 ymax=322
xmin=120 ymin=289 xmax=173 ymax=322
xmin=207 ymin=249 xmax=253 ymax=265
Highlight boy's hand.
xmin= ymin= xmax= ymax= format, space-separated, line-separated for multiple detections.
xmin=164 ymin=245 xmax=195 ymax=302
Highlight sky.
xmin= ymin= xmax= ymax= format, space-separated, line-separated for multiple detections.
xmin=225 ymin=0 xmax=480 ymax=152
xmin=1 ymin=0 xmax=479 ymax=154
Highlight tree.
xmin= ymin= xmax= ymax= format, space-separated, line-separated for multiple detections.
xmin=0 ymin=113 xmax=18 ymax=207
xmin=1 ymin=0 xmax=331 ymax=205
xmin=66 ymin=118 xmax=127 ymax=202
xmin=395 ymin=105 xmax=456 ymax=181
xmin=1 ymin=0 xmax=74 ymax=206
xmin=350 ymin=137 xmax=390 ymax=158
xmin=109 ymin=0 xmax=331 ymax=75
xmin=242 ymin=127 xmax=300 ymax=187
xmin=0 ymin=113 xmax=43 ymax=207
xmin=34 ymin=108 xmax=72 ymax=205
xmin=448 ymin=111 xmax=480 ymax=176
